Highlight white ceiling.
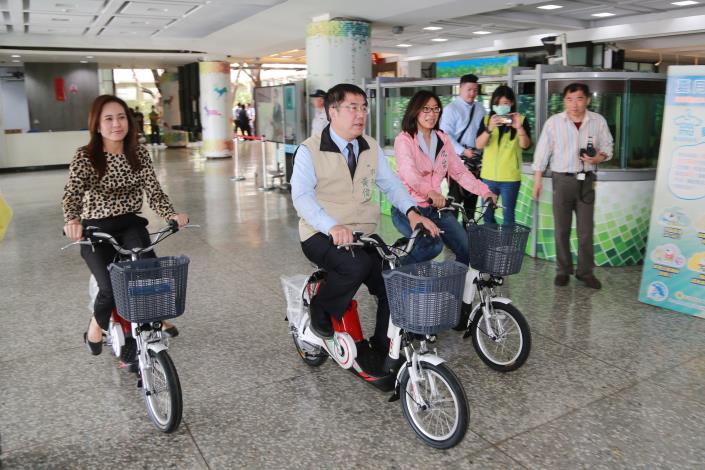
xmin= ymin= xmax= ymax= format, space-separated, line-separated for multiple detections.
xmin=1 ymin=0 xmax=705 ymax=67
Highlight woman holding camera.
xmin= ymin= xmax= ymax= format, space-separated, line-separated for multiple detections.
xmin=474 ymin=85 xmax=531 ymax=225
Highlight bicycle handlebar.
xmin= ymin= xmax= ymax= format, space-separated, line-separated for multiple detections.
xmin=335 ymin=224 xmax=428 ymax=262
xmin=61 ymin=221 xmax=199 ymax=254
xmin=426 ymin=196 xmax=502 ymax=224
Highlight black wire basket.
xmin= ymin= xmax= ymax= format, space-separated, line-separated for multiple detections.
xmin=467 ymin=223 xmax=530 ymax=276
xmin=382 ymin=260 xmax=467 ymax=335
xmin=109 ymin=256 xmax=189 ymax=323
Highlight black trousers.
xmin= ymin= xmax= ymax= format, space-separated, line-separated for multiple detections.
xmin=301 ymin=233 xmax=389 ymax=348
xmin=448 ymin=178 xmax=479 ymax=219
xmin=81 ymin=213 xmax=155 ymax=330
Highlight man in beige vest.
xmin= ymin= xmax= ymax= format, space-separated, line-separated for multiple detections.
xmin=291 ymin=83 xmax=439 ymax=371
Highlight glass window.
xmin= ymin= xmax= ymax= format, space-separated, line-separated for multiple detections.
xmin=625 ymin=80 xmax=665 ymax=169
xmin=516 ymin=81 xmax=536 ymax=162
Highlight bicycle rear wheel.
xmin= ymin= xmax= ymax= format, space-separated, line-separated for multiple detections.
xmin=471 ymin=301 xmax=531 ymax=372
xmin=399 ymin=362 xmax=468 ymax=449
xmin=142 ymin=349 xmax=182 ymax=433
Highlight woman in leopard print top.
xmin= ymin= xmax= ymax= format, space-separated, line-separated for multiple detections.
xmin=62 ymin=95 xmax=188 ymax=356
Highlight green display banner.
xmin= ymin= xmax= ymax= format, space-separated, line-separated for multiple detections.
xmin=638 ymin=66 xmax=705 ymax=317
xmin=436 ymin=55 xmax=519 ymax=78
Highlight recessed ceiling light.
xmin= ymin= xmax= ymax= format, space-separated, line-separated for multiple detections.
xmin=80 ymin=60 xmax=88 ymax=63
xmin=423 ymin=26 xmax=443 ymax=31
xmin=473 ymin=31 xmax=492 ymax=35
xmin=671 ymin=0 xmax=699 ymax=5
xmin=86 ymin=55 xmax=94 ymax=59
xmin=538 ymin=4 xmax=563 ymax=9
xmin=12 ymin=59 xmax=20 ymax=63
xmin=431 ymin=38 xmax=448 ymax=42
xmin=11 ymin=54 xmax=21 ymax=58
xmin=591 ymin=12 xmax=615 ymax=17
xmin=396 ymin=43 xmax=412 ymax=47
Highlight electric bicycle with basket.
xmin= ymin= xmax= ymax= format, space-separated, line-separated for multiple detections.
xmin=62 ymin=220 xmax=195 ymax=432
xmin=436 ymin=198 xmax=532 ymax=372
xmin=281 ymin=226 xmax=469 ymax=449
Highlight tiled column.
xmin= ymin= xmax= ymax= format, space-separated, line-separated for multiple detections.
xmin=305 ymin=19 xmax=371 ymax=94
xmin=199 ymin=61 xmax=233 ymax=158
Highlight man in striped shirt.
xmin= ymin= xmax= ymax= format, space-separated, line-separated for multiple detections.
xmin=532 ymin=82 xmax=614 ymax=289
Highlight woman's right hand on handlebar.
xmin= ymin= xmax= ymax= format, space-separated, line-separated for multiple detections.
xmin=427 ymin=190 xmax=446 ymax=209
xmin=329 ymin=224 xmax=354 ymax=246
xmin=408 ymin=211 xmax=441 ymax=238
xmin=483 ymin=191 xmax=498 ymax=206
xmin=64 ymin=219 xmax=83 ymax=241
xmin=169 ymin=213 xmax=189 ymax=228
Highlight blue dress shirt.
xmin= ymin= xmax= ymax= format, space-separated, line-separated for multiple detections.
xmin=291 ymin=127 xmax=416 ymax=235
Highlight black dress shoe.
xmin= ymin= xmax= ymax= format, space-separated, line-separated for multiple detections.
xmin=576 ymin=274 xmax=602 ymax=290
xmin=309 ymin=304 xmax=334 ymax=339
xmin=554 ymin=274 xmax=570 ymax=286
xmin=83 ymin=332 xmax=102 ymax=356
xmin=162 ymin=325 xmax=179 ymax=338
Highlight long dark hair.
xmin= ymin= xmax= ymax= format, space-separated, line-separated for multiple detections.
xmin=83 ymin=95 xmax=140 ymax=179
xmin=489 ymin=85 xmax=518 ymax=140
xmin=401 ymin=90 xmax=442 ymax=136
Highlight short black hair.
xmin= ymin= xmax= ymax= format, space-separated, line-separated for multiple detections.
xmin=563 ymin=82 xmax=590 ymax=98
xmin=460 ymin=74 xmax=479 ymax=85
xmin=325 ymin=83 xmax=367 ymax=119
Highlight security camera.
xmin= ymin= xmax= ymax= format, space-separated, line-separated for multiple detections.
xmin=541 ymin=35 xmax=558 ymax=56
xmin=392 ymin=25 xmax=404 ymax=35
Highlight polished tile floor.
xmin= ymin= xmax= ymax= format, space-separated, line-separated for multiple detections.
xmin=1 ymin=146 xmax=705 ymax=469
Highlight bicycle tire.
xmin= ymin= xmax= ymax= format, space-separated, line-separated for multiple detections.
xmin=470 ymin=301 xmax=531 ymax=372
xmin=143 ymin=350 xmax=182 ymax=433
xmin=399 ymin=362 xmax=469 ymax=449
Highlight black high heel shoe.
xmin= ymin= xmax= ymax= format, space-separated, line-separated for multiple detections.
xmin=83 ymin=322 xmax=103 ymax=355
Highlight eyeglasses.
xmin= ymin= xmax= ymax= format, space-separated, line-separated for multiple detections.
xmin=334 ymin=104 xmax=369 ymax=114
xmin=421 ymin=106 xmax=441 ymax=114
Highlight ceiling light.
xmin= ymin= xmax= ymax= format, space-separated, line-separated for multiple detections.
xmin=80 ymin=60 xmax=88 ymax=63
xmin=431 ymin=38 xmax=448 ymax=42
xmin=85 ymin=55 xmax=94 ymax=59
xmin=11 ymin=54 xmax=21 ymax=58
xmin=396 ymin=43 xmax=412 ymax=47
xmin=423 ymin=26 xmax=443 ymax=31
xmin=671 ymin=0 xmax=699 ymax=5
xmin=537 ymin=4 xmax=563 ymax=9
xmin=12 ymin=59 xmax=20 ymax=63
xmin=473 ymin=31 xmax=492 ymax=35
xmin=591 ymin=12 xmax=615 ymax=17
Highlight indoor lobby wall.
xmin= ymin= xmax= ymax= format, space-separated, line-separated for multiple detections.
xmin=23 ymin=63 xmax=99 ymax=132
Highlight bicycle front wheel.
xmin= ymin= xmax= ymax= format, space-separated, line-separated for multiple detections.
xmin=471 ymin=301 xmax=531 ymax=372
xmin=143 ymin=350 xmax=182 ymax=433
xmin=399 ymin=362 xmax=468 ymax=449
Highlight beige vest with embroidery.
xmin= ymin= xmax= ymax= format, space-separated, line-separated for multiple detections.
xmin=298 ymin=131 xmax=380 ymax=241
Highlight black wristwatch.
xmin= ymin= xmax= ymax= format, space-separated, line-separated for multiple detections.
xmin=406 ymin=206 xmax=421 ymax=217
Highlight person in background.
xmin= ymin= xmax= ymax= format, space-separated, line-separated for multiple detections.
xmin=133 ymin=106 xmax=145 ymax=137
xmin=309 ymin=89 xmax=328 ymax=137
xmin=532 ymin=82 xmax=613 ymax=290
xmin=148 ymin=105 xmax=160 ymax=145
xmin=62 ymin=95 xmax=188 ymax=357
xmin=236 ymin=103 xmax=251 ymax=136
xmin=439 ymin=73 xmax=486 ymax=218
xmin=474 ymin=85 xmax=532 ymax=225
xmin=246 ymin=103 xmax=256 ymax=134
xmin=392 ymin=90 xmax=496 ymax=267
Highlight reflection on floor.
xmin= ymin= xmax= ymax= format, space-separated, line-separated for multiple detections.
xmin=1 ymin=146 xmax=705 ymax=469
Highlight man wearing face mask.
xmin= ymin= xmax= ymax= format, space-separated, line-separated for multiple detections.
xmin=440 ymin=74 xmax=485 ymax=217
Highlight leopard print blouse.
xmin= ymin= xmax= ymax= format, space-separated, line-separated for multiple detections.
xmin=62 ymin=145 xmax=175 ymax=222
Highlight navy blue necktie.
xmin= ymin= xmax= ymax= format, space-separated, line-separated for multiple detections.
xmin=346 ymin=143 xmax=356 ymax=178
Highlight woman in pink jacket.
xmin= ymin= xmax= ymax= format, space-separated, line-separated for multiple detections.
xmin=392 ymin=90 xmax=497 ymax=265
